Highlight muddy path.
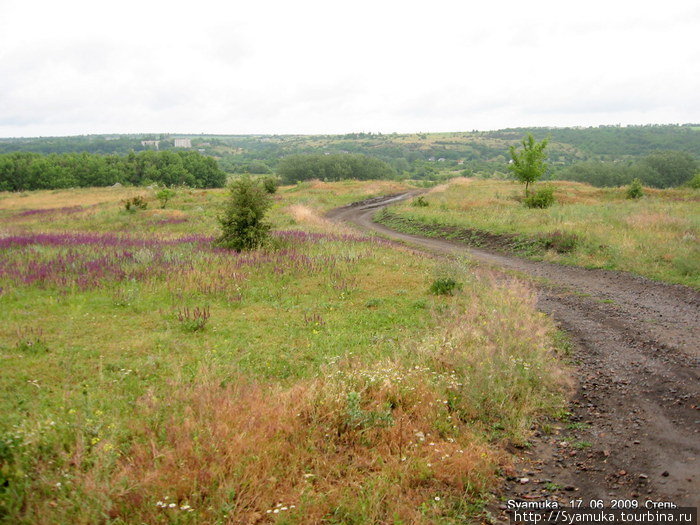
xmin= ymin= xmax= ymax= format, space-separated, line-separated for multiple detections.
xmin=328 ymin=192 xmax=700 ymax=510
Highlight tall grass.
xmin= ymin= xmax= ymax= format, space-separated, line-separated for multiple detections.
xmin=383 ymin=179 xmax=699 ymax=287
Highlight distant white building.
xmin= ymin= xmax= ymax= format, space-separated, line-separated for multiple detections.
xmin=174 ymin=138 xmax=192 ymax=148
xmin=141 ymin=140 xmax=160 ymax=149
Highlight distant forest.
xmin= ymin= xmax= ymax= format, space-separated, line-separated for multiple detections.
xmin=0 ymin=151 xmax=226 ymax=192
xmin=0 ymin=125 xmax=698 ymax=190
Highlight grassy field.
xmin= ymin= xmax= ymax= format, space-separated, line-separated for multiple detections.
xmin=0 ymin=181 xmax=568 ymax=523
xmin=378 ymin=179 xmax=700 ymax=288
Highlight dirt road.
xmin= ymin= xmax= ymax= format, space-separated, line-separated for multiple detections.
xmin=329 ymin=192 xmax=700 ymax=509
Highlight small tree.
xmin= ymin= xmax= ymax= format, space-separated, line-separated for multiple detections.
xmin=626 ymin=178 xmax=644 ymax=199
xmin=215 ymin=177 xmax=271 ymax=251
xmin=156 ymin=187 xmax=176 ymax=208
xmin=508 ymin=134 xmax=549 ymax=196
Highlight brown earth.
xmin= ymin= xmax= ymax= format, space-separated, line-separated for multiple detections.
xmin=328 ymin=192 xmax=700 ymax=514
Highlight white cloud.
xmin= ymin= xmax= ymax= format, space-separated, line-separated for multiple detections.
xmin=1 ymin=0 xmax=698 ymax=136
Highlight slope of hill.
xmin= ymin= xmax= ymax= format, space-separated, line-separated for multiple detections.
xmin=2 ymin=125 xmax=698 ymax=181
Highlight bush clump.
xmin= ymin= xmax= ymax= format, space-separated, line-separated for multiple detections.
xmin=626 ymin=178 xmax=644 ymax=199
xmin=538 ymin=231 xmax=579 ymax=253
xmin=685 ymin=173 xmax=700 ymax=189
xmin=261 ymin=175 xmax=280 ymax=194
xmin=523 ymin=185 xmax=555 ymax=209
xmin=412 ymin=196 xmax=429 ymax=207
xmin=215 ymin=177 xmax=272 ymax=251
xmin=124 ymin=195 xmax=148 ymax=212
xmin=429 ymin=277 xmax=461 ymax=296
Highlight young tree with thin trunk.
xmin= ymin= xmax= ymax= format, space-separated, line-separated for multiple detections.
xmin=508 ymin=134 xmax=549 ymax=196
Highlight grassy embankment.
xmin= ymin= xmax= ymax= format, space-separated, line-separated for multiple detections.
xmin=377 ymin=178 xmax=700 ymax=288
xmin=1 ymin=180 xmax=568 ymax=523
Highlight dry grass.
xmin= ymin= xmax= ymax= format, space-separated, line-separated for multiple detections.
xmin=420 ymin=274 xmax=572 ymax=435
xmin=427 ymin=177 xmax=472 ymax=196
xmin=144 ymin=208 xmax=189 ymax=219
xmin=286 ymin=204 xmax=355 ymax=235
xmin=38 ymin=364 xmax=499 ymax=524
xmin=0 ymin=186 xmax=137 ymax=210
xmin=624 ymin=212 xmax=688 ymax=229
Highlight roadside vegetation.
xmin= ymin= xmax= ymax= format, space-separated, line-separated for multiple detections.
xmin=377 ymin=179 xmax=699 ymax=288
xmin=0 ymin=181 xmax=569 ymax=523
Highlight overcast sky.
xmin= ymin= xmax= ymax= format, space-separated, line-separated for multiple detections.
xmin=1 ymin=0 xmax=698 ymax=137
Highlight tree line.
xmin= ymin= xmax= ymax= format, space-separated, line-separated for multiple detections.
xmin=2 ymin=127 xmax=698 ymax=188
xmin=554 ymin=150 xmax=698 ymax=188
xmin=276 ymin=153 xmax=395 ymax=183
xmin=0 ymin=150 xmax=226 ymax=191
xmin=490 ymin=124 xmax=700 ymax=157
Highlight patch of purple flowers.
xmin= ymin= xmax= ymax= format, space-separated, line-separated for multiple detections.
xmin=152 ymin=217 xmax=189 ymax=225
xmin=18 ymin=206 xmax=83 ymax=216
xmin=0 ymin=229 xmax=374 ymax=292
xmin=272 ymin=230 xmax=385 ymax=245
xmin=0 ymin=232 xmax=213 ymax=249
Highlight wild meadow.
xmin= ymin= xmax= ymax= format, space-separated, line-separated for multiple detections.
xmin=379 ymin=178 xmax=700 ymax=288
xmin=0 ymin=181 xmax=568 ymax=524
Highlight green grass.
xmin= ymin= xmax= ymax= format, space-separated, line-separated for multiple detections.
xmin=0 ymin=182 xmax=569 ymax=523
xmin=379 ymin=179 xmax=700 ymax=288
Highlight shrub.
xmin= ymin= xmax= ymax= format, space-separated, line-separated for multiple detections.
xmin=215 ymin=177 xmax=272 ymax=251
xmin=523 ymin=185 xmax=555 ymax=209
xmin=626 ymin=178 xmax=644 ymax=199
xmin=538 ymin=231 xmax=579 ymax=253
xmin=685 ymin=173 xmax=700 ymax=189
xmin=124 ymin=195 xmax=148 ymax=212
xmin=261 ymin=176 xmax=279 ymax=194
xmin=429 ymin=277 xmax=461 ymax=296
xmin=412 ymin=195 xmax=429 ymax=207
xmin=155 ymin=187 xmax=176 ymax=208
